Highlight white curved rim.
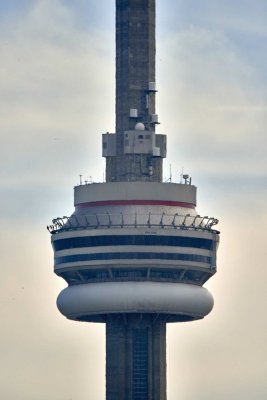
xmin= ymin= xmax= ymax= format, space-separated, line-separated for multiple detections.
xmin=57 ymin=281 xmax=214 ymax=321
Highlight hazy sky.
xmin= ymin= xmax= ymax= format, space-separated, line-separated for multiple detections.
xmin=1 ymin=1 xmax=267 ymax=399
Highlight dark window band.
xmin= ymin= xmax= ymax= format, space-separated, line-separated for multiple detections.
xmin=58 ymin=267 xmax=213 ymax=286
xmin=55 ymin=252 xmax=212 ymax=266
xmin=53 ymin=235 xmax=214 ymax=251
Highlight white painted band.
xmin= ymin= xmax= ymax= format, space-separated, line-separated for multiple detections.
xmin=57 ymin=281 xmax=214 ymax=320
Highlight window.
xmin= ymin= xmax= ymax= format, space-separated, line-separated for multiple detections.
xmin=132 ymin=328 xmax=149 ymax=400
xmin=55 ymin=252 xmax=212 ymax=266
xmin=113 ymin=269 xmax=147 ymax=278
xmin=60 ymin=267 xmax=211 ymax=285
xmin=53 ymin=235 xmax=214 ymax=251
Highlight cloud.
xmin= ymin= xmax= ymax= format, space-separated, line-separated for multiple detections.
xmin=0 ymin=0 xmax=114 ymax=195
xmin=156 ymin=23 xmax=267 ymax=189
xmin=158 ymin=0 xmax=267 ymax=38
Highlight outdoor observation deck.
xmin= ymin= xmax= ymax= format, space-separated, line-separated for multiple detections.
xmin=48 ymin=212 xmax=219 ymax=234
xmin=49 ymin=213 xmax=219 ymax=287
xmin=49 ymin=181 xmax=219 ymax=291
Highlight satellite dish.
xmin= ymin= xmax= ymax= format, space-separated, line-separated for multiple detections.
xmin=135 ymin=122 xmax=145 ymax=131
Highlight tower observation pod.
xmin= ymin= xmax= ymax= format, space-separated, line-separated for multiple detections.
xmin=48 ymin=1 xmax=220 ymax=399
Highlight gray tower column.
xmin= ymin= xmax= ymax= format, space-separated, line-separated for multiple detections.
xmin=106 ymin=314 xmax=166 ymax=400
xmin=105 ymin=0 xmax=165 ymax=183
xmin=116 ymin=0 xmax=156 ymax=136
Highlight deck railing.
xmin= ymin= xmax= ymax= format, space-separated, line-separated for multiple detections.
xmin=47 ymin=212 xmax=219 ymax=234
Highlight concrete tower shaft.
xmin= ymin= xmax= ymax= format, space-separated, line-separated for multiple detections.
xmin=106 ymin=315 xmax=166 ymax=400
xmin=103 ymin=0 xmax=166 ymax=183
xmin=116 ymin=0 xmax=156 ymax=134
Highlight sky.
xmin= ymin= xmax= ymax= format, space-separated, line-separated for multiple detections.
xmin=1 ymin=0 xmax=267 ymax=399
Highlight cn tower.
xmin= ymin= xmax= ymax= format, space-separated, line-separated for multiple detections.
xmin=48 ymin=1 xmax=220 ymax=399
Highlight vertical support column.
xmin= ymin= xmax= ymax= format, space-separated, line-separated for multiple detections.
xmin=115 ymin=0 xmax=156 ymax=178
xmin=106 ymin=316 xmax=128 ymax=399
xmin=106 ymin=314 xmax=167 ymax=400
xmin=105 ymin=0 xmax=164 ymax=183
xmin=116 ymin=0 xmax=156 ymax=136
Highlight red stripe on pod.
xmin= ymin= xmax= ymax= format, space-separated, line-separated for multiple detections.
xmin=75 ymin=200 xmax=195 ymax=209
